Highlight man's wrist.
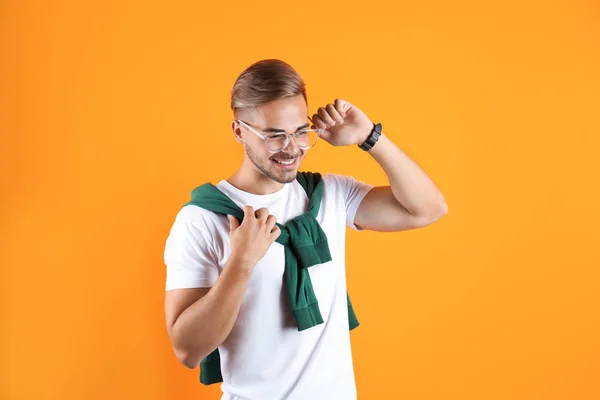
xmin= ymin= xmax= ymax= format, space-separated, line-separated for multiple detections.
xmin=227 ymin=252 xmax=255 ymax=277
xmin=358 ymin=122 xmax=374 ymax=145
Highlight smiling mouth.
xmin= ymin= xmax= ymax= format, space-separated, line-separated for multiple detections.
xmin=272 ymin=159 xmax=295 ymax=165
xmin=271 ymin=157 xmax=299 ymax=169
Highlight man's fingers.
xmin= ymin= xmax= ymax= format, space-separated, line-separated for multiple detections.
xmin=241 ymin=205 xmax=254 ymax=225
xmin=334 ymin=98 xmax=351 ymax=117
xmin=311 ymin=114 xmax=326 ymax=130
xmin=228 ymin=215 xmax=240 ymax=234
xmin=270 ymin=225 xmax=281 ymax=240
xmin=255 ymin=207 xmax=269 ymax=223
xmin=326 ymin=103 xmax=344 ymax=124
xmin=317 ymin=107 xmax=336 ymax=128
xmin=265 ymin=214 xmax=277 ymax=231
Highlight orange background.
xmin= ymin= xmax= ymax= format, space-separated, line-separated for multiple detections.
xmin=2 ymin=0 xmax=600 ymax=399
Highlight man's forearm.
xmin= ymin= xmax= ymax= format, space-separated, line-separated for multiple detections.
xmin=368 ymin=132 xmax=447 ymax=217
xmin=170 ymin=255 xmax=253 ymax=369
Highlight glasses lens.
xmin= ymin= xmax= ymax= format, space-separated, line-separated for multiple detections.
xmin=294 ymin=130 xmax=319 ymax=149
xmin=266 ymin=134 xmax=288 ymax=152
xmin=265 ymin=130 xmax=320 ymax=152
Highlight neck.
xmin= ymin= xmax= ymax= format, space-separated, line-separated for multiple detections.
xmin=228 ymin=161 xmax=287 ymax=195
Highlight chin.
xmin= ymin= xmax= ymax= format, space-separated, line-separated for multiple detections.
xmin=267 ymin=167 xmax=298 ymax=184
xmin=268 ymin=156 xmax=302 ymax=183
xmin=277 ymin=171 xmax=298 ymax=184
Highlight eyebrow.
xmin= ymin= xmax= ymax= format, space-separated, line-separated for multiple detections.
xmin=262 ymin=123 xmax=310 ymax=134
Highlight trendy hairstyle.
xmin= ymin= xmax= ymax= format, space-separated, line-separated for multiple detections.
xmin=231 ymin=59 xmax=307 ymax=117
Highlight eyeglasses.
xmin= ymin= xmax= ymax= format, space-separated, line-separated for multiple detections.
xmin=236 ymin=119 xmax=322 ymax=153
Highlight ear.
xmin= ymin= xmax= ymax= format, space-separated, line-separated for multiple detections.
xmin=231 ymin=120 xmax=244 ymax=144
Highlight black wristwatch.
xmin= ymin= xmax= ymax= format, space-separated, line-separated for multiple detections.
xmin=358 ymin=123 xmax=382 ymax=151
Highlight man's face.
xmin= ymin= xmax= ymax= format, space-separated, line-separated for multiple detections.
xmin=238 ymin=95 xmax=309 ymax=184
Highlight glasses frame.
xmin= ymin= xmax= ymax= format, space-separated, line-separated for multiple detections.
xmin=236 ymin=119 xmax=322 ymax=153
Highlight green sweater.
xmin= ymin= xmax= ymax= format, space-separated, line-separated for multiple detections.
xmin=184 ymin=171 xmax=359 ymax=385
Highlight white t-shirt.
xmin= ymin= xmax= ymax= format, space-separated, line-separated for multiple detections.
xmin=164 ymin=173 xmax=373 ymax=400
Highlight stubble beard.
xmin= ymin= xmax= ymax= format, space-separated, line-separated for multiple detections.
xmin=245 ymin=143 xmax=302 ymax=184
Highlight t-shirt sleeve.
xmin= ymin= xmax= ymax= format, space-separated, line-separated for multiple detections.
xmin=325 ymin=173 xmax=374 ymax=231
xmin=164 ymin=206 xmax=220 ymax=290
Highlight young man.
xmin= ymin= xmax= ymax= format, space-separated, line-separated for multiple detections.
xmin=164 ymin=59 xmax=448 ymax=400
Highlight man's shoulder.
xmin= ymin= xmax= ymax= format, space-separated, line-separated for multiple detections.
xmin=174 ymin=203 xmax=225 ymax=231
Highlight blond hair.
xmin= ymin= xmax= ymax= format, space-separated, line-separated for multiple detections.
xmin=231 ymin=59 xmax=306 ymax=117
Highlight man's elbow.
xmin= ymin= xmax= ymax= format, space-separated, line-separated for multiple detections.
xmin=437 ymin=202 xmax=448 ymax=218
xmin=182 ymin=358 xmax=199 ymax=370
xmin=420 ymin=202 xmax=448 ymax=226
xmin=182 ymin=355 xmax=199 ymax=370
xmin=174 ymin=347 xmax=200 ymax=369
xmin=431 ymin=202 xmax=448 ymax=222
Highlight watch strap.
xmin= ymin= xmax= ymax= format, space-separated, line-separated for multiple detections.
xmin=359 ymin=123 xmax=382 ymax=151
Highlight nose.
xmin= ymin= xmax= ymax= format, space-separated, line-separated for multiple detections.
xmin=282 ymin=134 xmax=301 ymax=154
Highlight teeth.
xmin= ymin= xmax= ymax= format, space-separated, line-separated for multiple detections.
xmin=275 ymin=159 xmax=294 ymax=165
